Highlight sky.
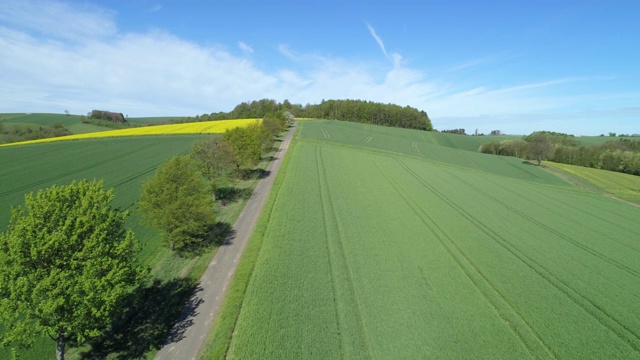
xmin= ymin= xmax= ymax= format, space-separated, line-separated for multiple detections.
xmin=0 ymin=0 xmax=639 ymax=135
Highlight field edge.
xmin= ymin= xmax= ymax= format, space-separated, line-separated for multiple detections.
xmin=197 ymin=126 xmax=300 ymax=360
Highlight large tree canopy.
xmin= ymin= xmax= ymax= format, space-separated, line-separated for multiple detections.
xmin=138 ymin=156 xmax=216 ymax=251
xmin=0 ymin=180 xmax=145 ymax=360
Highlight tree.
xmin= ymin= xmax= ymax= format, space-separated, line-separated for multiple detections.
xmin=138 ymin=156 xmax=215 ymax=251
xmin=526 ymin=132 xmax=554 ymax=166
xmin=222 ymin=124 xmax=262 ymax=169
xmin=0 ymin=180 xmax=144 ymax=360
xmin=190 ymin=137 xmax=238 ymax=186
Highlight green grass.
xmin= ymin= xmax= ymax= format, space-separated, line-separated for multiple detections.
xmin=1 ymin=113 xmax=84 ymax=128
xmin=544 ymin=161 xmax=640 ymax=205
xmin=127 ymin=116 xmax=183 ymax=126
xmin=214 ymin=120 xmax=640 ymax=359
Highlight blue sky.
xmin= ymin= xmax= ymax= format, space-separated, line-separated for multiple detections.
xmin=0 ymin=0 xmax=638 ymax=135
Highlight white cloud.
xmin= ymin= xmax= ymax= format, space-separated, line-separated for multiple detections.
xmin=238 ymin=41 xmax=253 ymax=54
xmin=0 ymin=0 xmax=636 ymax=136
xmin=150 ymin=4 xmax=163 ymax=12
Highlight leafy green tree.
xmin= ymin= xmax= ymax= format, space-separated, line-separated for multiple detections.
xmin=0 ymin=180 xmax=144 ymax=360
xmin=138 ymin=156 xmax=215 ymax=251
xmin=526 ymin=132 xmax=554 ymax=166
xmin=222 ymin=124 xmax=262 ymax=169
xmin=191 ymin=137 xmax=238 ymax=182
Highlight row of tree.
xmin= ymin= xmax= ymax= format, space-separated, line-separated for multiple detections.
xmin=178 ymin=98 xmax=432 ymax=131
xmin=139 ymin=112 xmax=288 ymax=252
xmin=479 ymin=132 xmax=640 ymax=175
xmin=0 ymin=114 xmax=289 ymax=359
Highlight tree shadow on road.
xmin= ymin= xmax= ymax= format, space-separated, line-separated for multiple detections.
xmin=175 ymin=221 xmax=233 ymax=258
xmin=237 ymin=168 xmax=270 ymax=180
xmin=215 ymin=186 xmax=253 ymax=206
xmin=80 ymin=277 xmax=197 ymax=360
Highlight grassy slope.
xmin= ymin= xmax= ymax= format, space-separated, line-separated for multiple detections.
xmin=0 ymin=134 xmax=275 ymax=359
xmin=544 ymin=161 xmax=640 ymax=205
xmin=127 ymin=116 xmax=182 ymax=126
xmin=211 ymin=120 xmax=640 ymax=359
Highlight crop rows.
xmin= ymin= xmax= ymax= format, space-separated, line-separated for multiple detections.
xmin=224 ymin=120 xmax=640 ymax=359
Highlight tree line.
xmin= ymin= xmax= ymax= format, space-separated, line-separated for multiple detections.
xmin=138 ymin=112 xmax=288 ymax=252
xmin=0 ymin=113 xmax=289 ymax=359
xmin=479 ymin=131 xmax=640 ymax=175
xmin=177 ymin=98 xmax=433 ymax=131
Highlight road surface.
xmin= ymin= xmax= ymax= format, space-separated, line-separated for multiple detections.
xmin=154 ymin=122 xmax=297 ymax=360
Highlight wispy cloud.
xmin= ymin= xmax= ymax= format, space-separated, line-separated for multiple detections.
xmin=366 ymin=23 xmax=387 ymax=57
xmin=150 ymin=4 xmax=163 ymax=12
xmin=238 ymin=41 xmax=253 ymax=54
xmin=446 ymin=55 xmax=502 ymax=72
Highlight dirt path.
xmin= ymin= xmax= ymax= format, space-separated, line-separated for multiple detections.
xmin=154 ymin=122 xmax=297 ymax=360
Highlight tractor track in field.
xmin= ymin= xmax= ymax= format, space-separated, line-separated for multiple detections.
xmin=395 ymin=159 xmax=640 ymax=353
xmin=470 ymin=173 xmax=640 ymax=253
xmin=316 ymin=146 xmax=372 ymax=360
xmin=154 ymin=123 xmax=296 ymax=360
xmin=446 ymin=170 xmax=640 ymax=276
xmin=371 ymin=156 xmax=557 ymax=359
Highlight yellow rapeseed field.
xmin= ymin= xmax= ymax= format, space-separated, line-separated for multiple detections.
xmin=0 ymin=119 xmax=260 ymax=147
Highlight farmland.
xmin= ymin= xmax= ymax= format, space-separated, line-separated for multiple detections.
xmin=0 ymin=135 xmax=207 ymax=359
xmin=544 ymin=161 xmax=640 ymax=205
xmin=216 ymin=120 xmax=640 ymax=359
xmin=0 ymin=118 xmax=260 ymax=147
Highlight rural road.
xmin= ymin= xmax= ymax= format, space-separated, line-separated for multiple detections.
xmin=154 ymin=122 xmax=297 ymax=360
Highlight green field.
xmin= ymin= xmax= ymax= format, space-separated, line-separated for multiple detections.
xmin=0 ymin=135 xmax=209 ymax=359
xmin=217 ymin=120 xmax=640 ymax=359
xmin=545 ymin=161 xmax=640 ymax=205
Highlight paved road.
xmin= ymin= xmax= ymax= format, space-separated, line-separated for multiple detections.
xmin=154 ymin=122 xmax=297 ymax=360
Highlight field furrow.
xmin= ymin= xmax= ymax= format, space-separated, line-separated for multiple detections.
xmin=395 ymin=159 xmax=640 ymax=355
xmin=371 ymin=156 xmax=554 ymax=359
xmin=316 ymin=147 xmax=371 ymax=360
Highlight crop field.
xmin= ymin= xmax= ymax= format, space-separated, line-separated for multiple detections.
xmin=0 ymin=118 xmax=259 ymax=147
xmin=544 ymin=161 xmax=640 ymax=205
xmin=300 ymin=119 xmax=524 ymax=153
xmin=0 ymin=135 xmax=210 ymax=359
xmin=221 ymin=120 xmax=640 ymax=359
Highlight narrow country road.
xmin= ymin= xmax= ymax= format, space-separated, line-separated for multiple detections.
xmin=154 ymin=122 xmax=297 ymax=360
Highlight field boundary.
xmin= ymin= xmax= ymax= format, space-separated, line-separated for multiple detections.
xmin=197 ymin=125 xmax=300 ymax=360
xmin=153 ymin=124 xmax=297 ymax=360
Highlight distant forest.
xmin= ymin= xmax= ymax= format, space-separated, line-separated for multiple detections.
xmin=182 ymin=99 xmax=433 ymax=131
